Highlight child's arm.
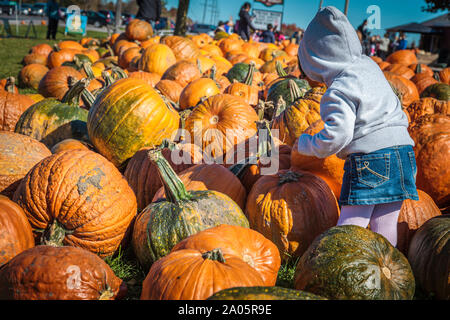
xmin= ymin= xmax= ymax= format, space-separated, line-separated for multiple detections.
xmin=297 ymin=88 xmax=356 ymax=158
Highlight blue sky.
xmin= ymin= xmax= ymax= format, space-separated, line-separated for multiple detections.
xmin=165 ymin=0 xmax=448 ymax=43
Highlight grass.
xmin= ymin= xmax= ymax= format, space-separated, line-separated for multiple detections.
xmin=0 ymin=25 xmax=109 ymax=93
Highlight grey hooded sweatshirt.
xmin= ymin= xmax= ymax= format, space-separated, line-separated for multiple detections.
xmin=297 ymin=6 xmax=414 ymax=160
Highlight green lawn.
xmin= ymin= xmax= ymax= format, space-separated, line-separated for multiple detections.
xmin=0 ymin=25 xmax=109 ymax=94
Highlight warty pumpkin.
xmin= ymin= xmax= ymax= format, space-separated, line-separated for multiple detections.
xmin=137 ymin=43 xmax=176 ymax=76
xmin=245 ymin=167 xmax=339 ymax=260
xmin=184 ymin=94 xmax=259 ymax=161
xmin=0 ymin=131 xmax=51 ymax=198
xmin=407 ymin=215 xmax=449 ymax=300
xmin=141 ymin=248 xmax=264 ymax=300
xmin=406 ymin=97 xmax=449 ymax=123
xmin=294 ymin=225 xmax=415 ymax=300
xmin=12 ymin=149 xmax=137 ymax=257
xmin=0 ymin=245 xmax=127 ymax=300
xmin=87 ymin=77 xmax=180 ymax=168
xmin=125 ymin=19 xmax=153 ymax=41
xmin=179 ymin=77 xmax=221 ymax=110
xmin=0 ymin=196 xmax=34 ymax=267
xmin=131 ymin=149 xmax=249 ymax=270
xmin=172 ymin=224 xmax=281 ymax=286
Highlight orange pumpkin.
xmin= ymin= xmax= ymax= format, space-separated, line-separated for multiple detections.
xmin=118 ymin=46 xmax=142 ymax=69
xmin=161 ymin=60 xmax=201 ymax=87
xmin=161 ymin=36 xmax=200 ymax=60
xmin=125 ymin=19 xmax=153 ymax=41
xmin=439 ymin=67 xmax=450 ymax=84
xmin=138 ymin=43 xmax=176 ymax=76
xmin=179 ymin=78 xmax=220 ymax=110
xmin=384 ymin=63 xmax=415 ymax=80
xmin=47 ymin=49 xmax=81 ymax=69
xmin=30 ymin=43 xmax=53 ymax=57
xmin=155 ymin=79 xmax=184 ymax=103
xmin=0 ymin=78 xmax=35 ymax=131
xmin=411 ymin=73 xmax=439 ymax=95
xmin=19 ymin=64 xmax=49 ymax=90
xmin=38 ymin=66 xmax=83 ymax=100
xmin=384 ymin=71 xmax=419 ymax=108
xmin=58 ymin=40 xmax=84 ymax=51
xmin=128 ymin=71 xmax=161 ymax=87
xmin=23 ymin=53 xmax=48 ymax=66
xmin=406 ymin=98 xmax=449 ymax=123
xmin=386 ymin=49 xmax=418 ymax=66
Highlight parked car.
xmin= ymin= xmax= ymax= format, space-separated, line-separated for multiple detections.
xmin=83 ymin=10 xmax=108 ymax=28
xmin=31 ymin=3 xmax=47 ymax=16
xmin=98 ymin=10 xmax=115 ymax=25
xmin=20 ymin=3 xmax=32 ymax=15
xmin=0 ymin=1 xmax=16 ymax=15
xmin=189 ymin=23 xmax=216 ymax=36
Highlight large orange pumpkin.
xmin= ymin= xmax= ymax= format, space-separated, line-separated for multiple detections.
xmin=0 ymin=196 xmax=34 ymax=267
xmin=30 ymin=43 xmax=53 ymax=57
xmin=179 ymin=78 xmax=220 ymax=110
xmin=47 ymin=48 xmax=81 ymax=69
xmin=406 ymin=98 xmax=449 ymax=123
xmin=19 ymin=64 xmax=49 ymax=90
xmin=141 ymin=248 xmax=264 ymax=300
xmin=137 ymin=43 xmax=176 ymax=76
xmin=38 ymin=66 xmax=83 ymax=100
xmin=384 ymin=63 xmax=415 ymax=80
xmin=386 ymin=50 xmax=418 ymax=66
xmin=161 ymin=60 xmax=201 ymax=88
xmin=411 ymin=72 xmax=439 ymax=95
xmin=384 ymin=71 xmax=419 ymax=108
xmin=172 ymin=224 xmax=281 ymax=286
xmin=23 ymin=53 xmax=48 ymax=66
xmin=128 ymin=71 xmax=161 ymax=87
xmin=161 ymin=36 xmax=200 ymax=60
xmin=0 ymin=78 xmax=35 ymax=131
xmin=155 ymin=79 xmax=184 ymax=103
xmin=125 ymin=19 xmax=153 ymax=41
xmin=12 ymin=149 xmax=137 ymax=257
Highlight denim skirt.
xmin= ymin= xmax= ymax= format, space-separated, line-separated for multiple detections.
xmin=339 ymin=145 xmax=419 ymax=206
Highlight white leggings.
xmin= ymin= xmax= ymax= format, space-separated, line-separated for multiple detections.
xmin=337 ymin=201 xmax=403 ymax=247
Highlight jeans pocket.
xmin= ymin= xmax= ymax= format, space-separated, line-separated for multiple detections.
xmin=408 ymin=151 xmax=417 ymax=181
xmin=355 ymin=154 xmax=390 ymax=188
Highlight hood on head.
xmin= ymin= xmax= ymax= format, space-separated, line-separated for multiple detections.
xmin=298 ymin=6 xmax=363 ymax=86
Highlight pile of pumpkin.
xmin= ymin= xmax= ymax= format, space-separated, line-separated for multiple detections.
xmin=0 ymin=19 xmax=448 ymax=300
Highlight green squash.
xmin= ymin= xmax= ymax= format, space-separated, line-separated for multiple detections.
xmin=207 ymin=286 xmax=326 ymax=300
xmin=294 ymin=225 xmax=415 ymax=300
xmin=226 ymin=63 xmax=255 ymax=84
xmin=408 ymin=215 xmax=449 ymax=300
xmin=267 ymin=78 xmax=311 ymax=107
xmin=420 ymin=83 xmax=450 ymax=101
xmin=131 ymin=148 xmax=250 ymax=271
xmin=14 ymin=79 xmax=91 ymax=148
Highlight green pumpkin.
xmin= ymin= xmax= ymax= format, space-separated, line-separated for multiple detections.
xmin=408 ymin=215 xmax=449 ymax=300
xmin=294 ymin=225 xmax=415 ymax=300
xmin=14 ymin=79 xmax=91 ymax=148
xmin=226 ymin=63 xmax=255 ymax=84
xmin=131 ymin=148 xmax=250 ymax=271
xmin=207 ymin=286 xmax=326 ymax=300
xmin=420 ymin=83 xmax=450 ymax=101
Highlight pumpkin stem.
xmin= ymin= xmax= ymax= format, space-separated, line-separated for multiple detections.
xmin=53 ymin=43 xmax=60 ymax=52
xmin=255 ymin=100 xmax=266 ymax=120
xmin=209 ymin=64 xmax=217 ymax=81
xmin=82 ymin=62 xmax=96 ymax=80
xmin=148 ymin=148 xmax=192 ymax=203
xmin=5 ymin=77 xmax=16 ymax=93
xmin=102 ymin=70 xmax=115 ymax=87
xmin=81 ymin=87 xmax=96 ymax=109
xmin=41 ymin=219 xmax=66 ymax=247
xmin=415 ymin=64 xmax=422 ymax=74
xmin=158 ymin=139 xmax=177 ymax=151
xmin=276 ymin=60 xmax=288 ymax=77
xmin=62 ymin=77 xmax=91 ymax=107
xmin=273 ymin=95 xmax=287 ymax=118
xmin=111 ymin=67 xmax=128 ymax=80
xmin=243 ymin=61 xmax=255 ymax=86
xmin=433 ymin=71 xmax=440 ymax=81
xmin=278 ymin=171 xmax=302 ymax=185
xmin=289 ymin=79 xmax=302 ymax=102
xmin=106 ymin=44 xmax=115 ymax=57
xmin=202 ymin=248 xmax=226 ymax=263
xmin=256 ymin=119 xmax=273 ymax=158
xmin=98 ymin=285 xmax=115 ymax=300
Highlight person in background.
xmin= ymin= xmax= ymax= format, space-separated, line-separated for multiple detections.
xmin=291 ymin=28 xmax=302 ymax=44
xmin=390 ymin=34 xmax=400 ymax=53
xmin=215 ymin=21 xmax=227 ymax=34
xmin=225 ymin=17 xmax=234 ymax=34
xmin=46 ymin=0 xmax=59 ymax=40
xmin=261 ymin=23 xmax=276 ymax=43
xmin=378 ymin=33 xmax=390 ymax=60
xmin=397 ymin=32 xmax=408 ymax=50
xmin=136 ymin=0 xmax=161 ymax=28
xmin=237 ymin=2 xmax=257 ymax=41
xmin=357 ymin=19 xmax=370 ymax=55
xmin=275 ymin=30 xmax=285 ymax=43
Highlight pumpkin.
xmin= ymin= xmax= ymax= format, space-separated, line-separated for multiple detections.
xmin=411 ymin=72 xmax=439 ymax=95
xmin=172 ymin=224 xmax=281 ymax=286
xmin=226 ymin=62 xmax=263 ymax=87
xmin=202 ymin=44 xmax=223 ymax=57
xmin=155 ymin=79 xmax=183 ymax=103
xmin=179 ymin=78 xmax=221 ymax=110
xmin=188 ymin=55 xmax=215 ymax=74
xmin=124 ymin=141 xmax=203 ymax=211
xmin=384 ymin=63 xmax=415 ymax=80
xmin=439 ymin=67 xmax=450 ymax=85
xmin=294 ymin=225 xmax=415 ymax=300
xmin=23 ymin=53 xmax=47 ymax=66
xmin=15 ymin=79 xmax=90 ymax=148
xmin=420 ymin=83 xmax=450 ymax=101
xmin=407 ymin=215 xmax=449 ymax=300
xmin=0 ymin=78 xmax=18 ymax=93
xmin=0 ymin=78 xmax=35 ymax=131
xmin=245 ymin=168 xmax=339 ymax=260
xmin=184 ymin=94 xmax=259 ymax=160
xmin=207 ymin=286 xmax=326 ymax=300
xmin=284 ymin=43 xmax=299 ymax=57
xmin=406 ymin=98 xmax=449 ymax=123
xmin=113 ymin=40 xmax=139 ymax=57
xmin=386 ymin=49 xmax=418 ymax=66
xmin=161 ymin=60 xmax=202 ymax=88
xmin=87 ymin=78 xmax=180 ymax=168
xmin=0 ymin=245 xmax=127 ymax=300
xmin=12 ymin=149 xmax=137 ymax=257
xmin=58 ymin=40 xmax=84 ymax=51
xmin=125 ymin=19 xmax=153 ymax=41
xmin=141 ymin=247 xmax=264 ymax=300
xmin=377 ymin=61 xmax=391 ymax=70
xmin=19 ymin=64 xmax=49 ymax=90
xmin=409 ymin=63 xmax=434 ymax=77
xmin=371 ymin=56 xmax=383 ymax=64
xmin=241 ymin=42 xmax=262 ymax=59
xmin=259 ymin=47 xmax=287 ymax=62
xmin=47 ymin=48 xmax=81 ymax=69
xmin=210 ymin=55 xmax=233 ymax=76
xmin=393 ymin=190 xmax=442 ymax=256
xmin=118 ymin=46 xmax=142 ymax=69
xmin=38 ymin=66 xmax=83 ymax=100
xmin=290 ymin=120 xmax=345 ymax=199
xmin=30 ymin=43 xmax=53 ymax=57
xmin=131 ymin=149 xmax=249 ymax=270
xmin=225 ymin=120 xmax=292 ymax=194
xmin=51 ymin=138 xmax=90 ymax=154
xmin=161 ymin=36 xmax=200 ymax=60
xmin=0 ymin=131 xmax=51 ymax=198
xmin=224 ymin=62 xmax=260 ymax=106
xmin=191 ymin=34 xmax=212 ymax=48
xmin=128 ymin=71 xmax=161 ymax=87
xmin=271 ymin=85 xmax=322 ymax=146
xmin=137 ymin=43 xmax=176 ymax=76
xmin=384 ymin=71 xmax=419 ymax=108
xmin=152 ymin=163 xmax=247 ymax=209
xmin=408 ymin=114 xmax=450 ymax=209
xmin=26 ymin=93 xmax=45 ymax=103
xmin=266 ymin=75 xmax=311 ymax=107
xmin=219 ymin=38 xmax=243 ymax=55
xmin=0 ymin=196 xmax=34 ymax=267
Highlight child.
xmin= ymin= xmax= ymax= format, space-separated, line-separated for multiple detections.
xmin=296 ymin=6 xmax=419 ymax=246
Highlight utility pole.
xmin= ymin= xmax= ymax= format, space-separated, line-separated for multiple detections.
xmin=202 ymin=0 xmax=208 ymax=24
xmin=344 ymin=0 xmax=349 ymax=16
xmin=319 ymin=0 xmax=324 ymax=11
xmin=114 ymin=0 xmax=122 ymax=33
